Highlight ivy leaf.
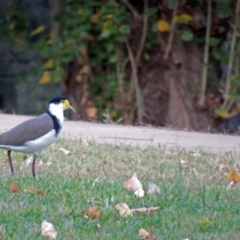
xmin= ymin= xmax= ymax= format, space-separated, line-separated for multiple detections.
xmin=31 ymin=25 xmax=45 ymax=35
xmin=157 ymin=20 xmax=170 ymax=32
xmin=208 ymin=37 xmax=220 ymax=47
xmin=217 ymin=7 xmax=232 ymax=19
xmin=181 ymin=28 xmax=194 ymax=42
xmin=39 ymin=71 xmax=51 ymax=84
xmin=175 ymin=14 xmax=192 ymax=24
xmin=43 ymin=60 xmax=54 ymax=70
xmin=119 ymin=25 xmax=131 ymax=34
xmin=214 ymin=108 xmax=229 ymax=118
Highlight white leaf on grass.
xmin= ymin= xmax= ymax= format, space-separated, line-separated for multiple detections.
xmin=147 ymin=183 xmax=160 ymax=194
xmin=227 ymin=180 xmax=236 ymax=190
xmin=41 ymin=220 xmax=58 ymax=239
xmin=219 ymin=164 xmax=226 ymax=171
xmin=25 ymin=156 xmax=34 ymax=165
xmin=82 ymin=139 xmax=89 ymax=146
xmin=115 ymin=203 xmax=133 ymax=217
xmin=59 ymin=147 xmax=71 ymax=155
xmin=180 ymin=158 xmax=188 ymax=168
xmin=132 ymin=206 xmax=159 ymax=214
xmin=123 ymin=172 xmax=145 ymax=197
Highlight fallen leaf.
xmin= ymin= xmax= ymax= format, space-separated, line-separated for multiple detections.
xmin=59 ymin=147 xmax=71 ymax=155
xmin=10 ymin=182 xmax=19 ymax=193
xmin=192 ymin=167 xmax=199 ymax=178
xmin=41 ymin=220 xmax=57 ymax=240
xmin=24 ymin=187 xmax=36 ymax=193
xmin=24 ymin=187 xmax=46 ymax=195
xmin=102 ymin=160 xmax=108 ymax=165
xmin=226 ymin=171 xmax=240 ymax=183
xmin=84 ymin=205 xmax=101 ymax=219
xmin=199 ymin=217 xmax=212 ymax=225
xmin=96 ymin=223 xmax=101 ymax=230
xmin=123 ymin=173 xmax=145 ymax=197
xmin=25 ymin=155 xmax=33 ymax=165
xmin=36 ymin=190 xmax=47 ymax=195
xmin=139 ymin=228 xmax=156 ymax=239
xmin=147 ymin=183 xmax=160 ymax=194
xmin=81 ymin=151 xmax=87 ymax=158
xmin=219 ymin=164 xmax=227 ymax=171
xmin=115 ymin=203 xmax=133 ymax=217
xmin=82 ymin=139 xmax=89 ymax=146
xmin=86 ymin=107 xmax=97 ymax=118
xmin=227 ymin=180 xmax=236 ymax=190
xmin=134 ymin=188 xmax=145 ymax=198
xmin=180 ymin=158 xmax=188 ymax=168
xmin=132 ymin=206 xmax=159 ymax=214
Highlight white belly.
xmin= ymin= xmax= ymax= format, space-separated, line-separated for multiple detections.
xmin=0 ymin=129 xmax=58 ymax=154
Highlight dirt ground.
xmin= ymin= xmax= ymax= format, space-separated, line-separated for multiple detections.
xmin=0 ymin=114 xmax=239 ymax=153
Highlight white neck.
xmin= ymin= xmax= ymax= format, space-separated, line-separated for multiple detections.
xmin=48 ymin=103 xmax=64 ymax=125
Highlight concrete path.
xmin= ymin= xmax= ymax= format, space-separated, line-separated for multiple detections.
xmin=0 ymin=114 xmax=239 ymax=153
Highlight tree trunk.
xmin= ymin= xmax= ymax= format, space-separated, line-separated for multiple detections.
xmin=139 ymin=33 xmax=215 ymax=131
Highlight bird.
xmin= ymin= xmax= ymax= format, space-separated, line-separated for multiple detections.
xmin=0 ymin=96 xmax=75 ymax=177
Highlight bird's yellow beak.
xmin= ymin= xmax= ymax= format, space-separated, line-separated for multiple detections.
xmin=63 ymin=100 xmax=75 ymax=112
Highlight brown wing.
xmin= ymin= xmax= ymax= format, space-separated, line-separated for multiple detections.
xmin=0 ymin=113 xmax=54 ymax=146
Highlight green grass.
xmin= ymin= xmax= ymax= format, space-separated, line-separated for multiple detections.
xmin=1 ymin=138 xmax=240 ymax=239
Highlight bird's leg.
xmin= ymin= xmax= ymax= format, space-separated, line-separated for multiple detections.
xmin=31 ymin=154 xmax=37 ymax=177
xmin=7 ymin=150 xmax=14 ymax=175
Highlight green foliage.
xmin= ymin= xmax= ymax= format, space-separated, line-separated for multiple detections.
xmin=33 ymin=0 xmax=132 ymax=120
xmin=181 ymin=28 xmax=194 ymax=42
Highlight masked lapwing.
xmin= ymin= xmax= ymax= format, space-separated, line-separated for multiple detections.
xmin=0 ymin=96 xmax=75 ymax=177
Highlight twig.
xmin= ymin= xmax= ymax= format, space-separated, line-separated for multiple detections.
xmin=199 ymin=0 xmax=212 ymax=106
xmin=135 ymin=0 xmax=149 ymax=65
xmin=124 ymin=0 xmax=142 ymax=21
xmin=125 ymin=37 xmax=144 ymax=124
xmin=222 ymin=0 xmax=240 ymax=108
xmin=164 ymin=0 xmax=179 ymax=59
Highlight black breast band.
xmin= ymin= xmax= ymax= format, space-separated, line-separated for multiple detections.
xmin=47 ymin=111 xmax=61 ymax=135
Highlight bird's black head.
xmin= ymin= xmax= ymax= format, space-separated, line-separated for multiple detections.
xmin=48 ymin=96 xmax=67 ymax=105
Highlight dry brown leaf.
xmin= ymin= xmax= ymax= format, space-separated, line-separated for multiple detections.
xmin=59 ymin=147 xmax=71 ymax=155
xmin=147 ymin=183 xmax=160 ymax=195
xmin=81 ymin=151 xmax=87 ymax=158
xmin=10 ymin=182 xmax=19 ymax=193
xmin=41 ymin=220 xmax=57 ymax=240
xmin=115 ymin=203 xmax=133 ymax=217
xmin=226 ymin=171 xmax=240 ymax=183
xmin=102 ymin=160 xmax=108 ymax=165
xmin=36 ymin=190 xmax=47 ymax=195
xmin=24 ymin=187 xmax=46 ymax=195
xmin=192 ymin=167 xmax=199 ymax=178
xmin=123 ymin=173 xmax=145 ymax=197
xmin=84 ymin=205 xmax=101 ymax=219
xmin=86 ymin=107 xmax=97 ymax=118
xmin=132 ymin=206 xmax=159 ymax=214
xmin=139 ymin=228 xmax=156 ymax=239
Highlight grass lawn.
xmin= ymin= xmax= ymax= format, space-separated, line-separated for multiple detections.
xmin=1 ymin=137 xmax=240 ymax=239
